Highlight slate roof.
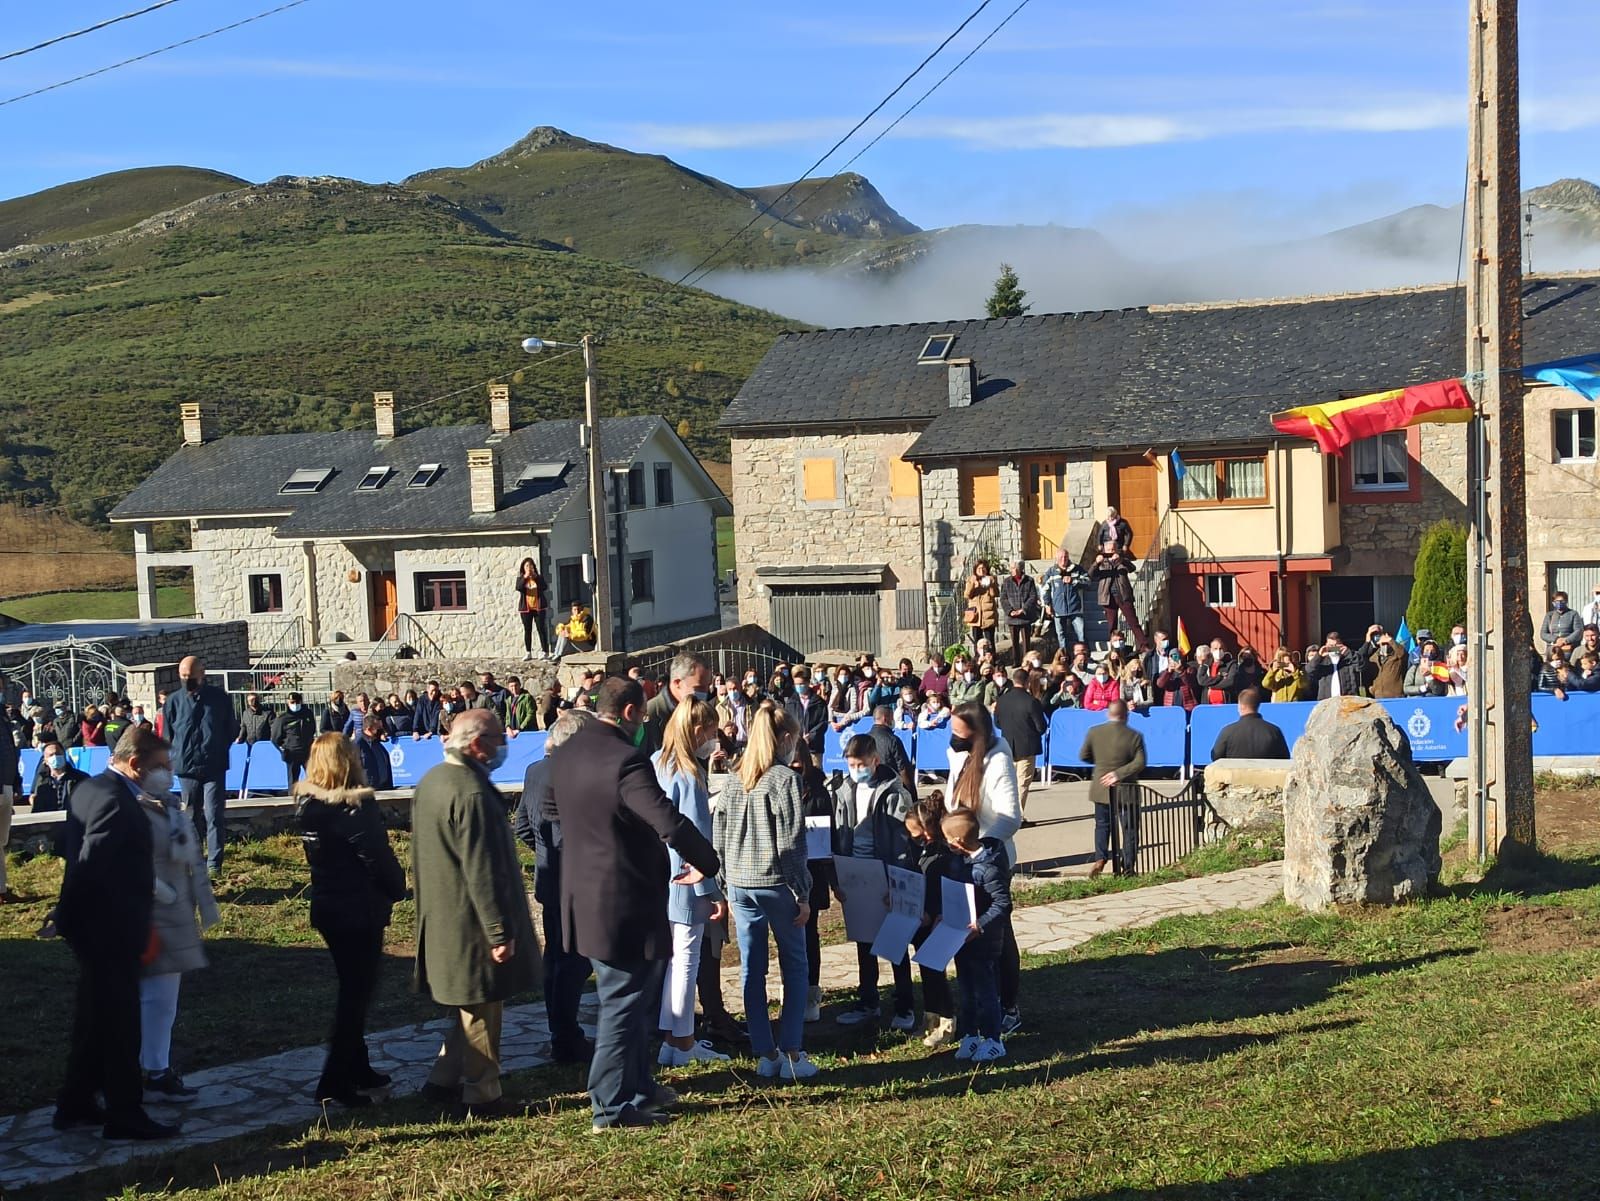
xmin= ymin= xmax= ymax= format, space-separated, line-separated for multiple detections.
xmin=109 ymin=416 xmax=663 ymax=537
xmin=718 ymin=274 xmax=1600 ymax=460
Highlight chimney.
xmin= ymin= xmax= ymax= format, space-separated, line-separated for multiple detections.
xmin=947 ymin=358 xmax=975 ymax=409
xmin=467 ymin=447 xmax=502 ymax=514
xmin=488 ymin=382 xmax=512 ymax=436
xmin=373 ymin=391 xmax=396 ymax=441
xmin=180 ymin=403 xmax=212 ymax=445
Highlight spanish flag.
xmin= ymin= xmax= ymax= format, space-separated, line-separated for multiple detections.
xmin=1271 ymin=379 xmax=1473 ymax=455
xmin=1176 ymin=617 xmax=1192 ymax=656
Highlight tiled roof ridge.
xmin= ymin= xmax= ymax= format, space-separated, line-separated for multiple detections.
xmin=1149 ymin=268 xmax=1600 ymax=313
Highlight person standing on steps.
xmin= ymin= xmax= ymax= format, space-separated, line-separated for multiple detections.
xmin=53 ymin=725 xmax=180 ymax=1141
xmin=550 ymin=678 xmax=721 ymax=1131
xmin=999 ymin=560 xmax=1042 ymax=666
xmin=412 ymin=709 xmax=540 ymax=1120
xmin=295 ymin=733 xmax=408 ymax=1108
xmin=1079 ymin=700 xmax=1147 ymax=877
xmin=964 ymin=560 xmax=1000 ymax=658
xmin=515 ymin=557 xmax=550 ymax=659
xmin=162 ymin=656 xmax=236 ymax=879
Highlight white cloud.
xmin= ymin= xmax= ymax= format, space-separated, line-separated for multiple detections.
xmin=624 ymin=119 xmax=842 ymax=151
xmin=138 ymin=57 xmax=591 ymax=89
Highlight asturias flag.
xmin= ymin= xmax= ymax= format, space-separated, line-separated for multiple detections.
xmin=1396 ymin=615 xmax=1415 ymax=656
xmin=1525 ymin=353 xmax=1600 ymax=402
xmin=1271 ymin=379 xmax=1474 ymax=455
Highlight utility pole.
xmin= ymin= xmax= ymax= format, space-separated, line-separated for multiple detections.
xmin=1465 ymin=0 xmax=1535 ymax=860
xmin=581 ymin=334 xmax=614 ymax=652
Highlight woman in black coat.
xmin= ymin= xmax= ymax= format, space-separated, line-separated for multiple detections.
xmin=792 ymin=739 xmax=834 ymax=1023
xmin=294 ymin=733 xmax=407 ymax=1107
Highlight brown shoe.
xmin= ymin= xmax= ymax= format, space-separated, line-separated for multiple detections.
xmin=1088 ymin=860 xmax=1107 ymax=878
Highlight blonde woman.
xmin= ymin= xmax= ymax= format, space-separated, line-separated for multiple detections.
xmin=295 ymin=733 xmax=407 ymax=1107
xmin=138 ymin=760 xmax=220 ymax=1100
xmin=1119 ymin=658 xmax=1152 ymax=708
xmin=651 ymin=699 xmax=729 ymax=1066
xmin=711 ymin=708 xmax=815 ymax=1080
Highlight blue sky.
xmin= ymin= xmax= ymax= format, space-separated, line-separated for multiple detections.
xmin=2 ymin=0 xmax=1596 ymax=237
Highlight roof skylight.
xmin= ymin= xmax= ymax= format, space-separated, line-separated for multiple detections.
xmin=918 ymin=334 xmax=955 ymax=362
xmin=280 ymin=467 xmax=333 ymax=495
xmin=357 ymin=466 xmax=392 ymax=491
xmin=515 ymin=460 xmax=568 ymax=487
xmin=407 ymin=463 xmax=443 ymax=488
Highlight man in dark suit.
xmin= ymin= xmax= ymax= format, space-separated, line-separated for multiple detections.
xmin=512 ymin=709 xmax=594 ymax=1064
xmin=994 ymin=668 xmax=1048 ymax=826
xmin=30 ymin=739 xmax=90 ymax=814
xmin=1078 ymin=700 xmax=1147 ymax=877
xmin=1304 ymin=632 xmax=1365 ymax=699
xmin=53 ymin=725 xmax=180 ymax=1140
xmin=1209 ymin=689 xmax=1291 ymax=761
xmin=550 ymin=677 xmax=720 ymax=1132
xmin=641 ymin=653 xmax=712 ymax=753
xmin=784 ymin=669 xmax=828 ymax=756
xmin=868 ymin=704 xmax=916 ymax=799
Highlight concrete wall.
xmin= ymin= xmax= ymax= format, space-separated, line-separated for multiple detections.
xmin=1341 ymin=422 xmax=1470 ymax=577
xmin=731 ymin=428 xmax=926 ymax=661
xmin=1524 ymin=382 xmax=1600 ymax=595
xmin=332 ymin=657 xmax=557 ymax=699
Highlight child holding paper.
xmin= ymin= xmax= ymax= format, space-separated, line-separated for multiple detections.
xmin=792 ymin=737 xmax=834 ymax=1023
xmin=940 ymin=809 xmax=1013 ymax=1063
xmin=834 ymin=734 xmax=917 ymax=1031
xmin=904 ymin=793 xmax=957 ymax=1048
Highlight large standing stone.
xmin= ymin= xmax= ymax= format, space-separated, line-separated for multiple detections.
xmin=1282 ymin=697 xmax=1441 ymax=911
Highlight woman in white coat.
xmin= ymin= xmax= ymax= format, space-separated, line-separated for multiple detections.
xmin=139 ymin=781 xmax=221 ymax=1099
xmin=945 ymin=700 xmax=1023 ymax=1035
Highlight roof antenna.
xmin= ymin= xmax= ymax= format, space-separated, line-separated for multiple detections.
xmin=1523 ymin=196 xmax=1534 ymax=276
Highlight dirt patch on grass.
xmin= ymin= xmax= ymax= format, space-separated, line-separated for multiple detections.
xmin=1564 ymin=977 xmax=1600 ymax=1009
xmin=1536 ymin=786 xmax=1600 ymax=854
xmin=1483 ymin=905 xmax=1600 ymax=953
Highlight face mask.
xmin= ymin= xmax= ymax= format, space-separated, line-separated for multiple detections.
xmin=46 ymin=754 xmax=64 ymax=771
xmin=485 ymin=744 xmax=508 ymax=770
xmin=1454 ymin=634 xmax=1467 ymax=646
xmin=696 ymin=738 xmax=719 ymax=760
xmin=849 ymin=765 xmax=873 ymax=783
xmin=1554 ymin=601 xmax=1567 ymax=611
xmin=692 ymin=689 xmax=709 ymax=702
xmin=1095 ymin=673 xmax=1109 ymax=683
xmin=183 ymin=677 xmax=199 ymax=692
xmin=862 ymin=668 xmax=875 ymax=679
xmin=143 ymin=766 xmax=174 ymax=796
xmin=963 ymin=671 xmax=975 ymax=682
xmin=289 ymin=704 xmax=302 ymax=713
xmin=948 ymin=733 xmax=973 ymax=753
xmin=837 ymin=676 xmax=850 ymax=687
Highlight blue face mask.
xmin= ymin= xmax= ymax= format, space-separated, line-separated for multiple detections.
xmin=46 ymin=754 xmax=65 ymax=771
xmin=288 ymin=703 xmax=302 ymax=713
xmin=486 ymin=744 xmax=508 ymax=770
xmin=849 ymin=765 xmax=873 ymax=784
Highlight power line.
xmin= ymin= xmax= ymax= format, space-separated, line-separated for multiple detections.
xmin=659 ymin=0 xmax=999 ymax=295
xmin=1 ymin=0 xmax=191 ymax=64
xmin=0 ymin=0 xmax=314 ymax=109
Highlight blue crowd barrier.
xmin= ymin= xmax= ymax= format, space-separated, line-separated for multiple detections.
xmin=914 ymin=724 xmax=951 ymax=771
xmin=491 ymin=730 xmax=548 ymax=786
xmin=1190 ymin=701 xmax=1318 ymax=767
xmin=68 ymin=746 xmax=110 ymax=777
xmin=226 ymin=742 xmax=251 ymax=794
xmin=387 ymin=738 xmax=445 ymax=788
xmin=19 ymin=748 xmax=41 ymax=796
xmin=896 ymin=728 xmax=915 ymax=766
xmin=1531 ymin=693 xmax=1600 ymax=757
xmin=1375 ymin=696 xmax=1469 ymax=762
xmin=821 ymin=716 xmax=873 ymax=773
xmin=245 ymin=741 xmax=288 ymax=797
xmin=1046 ymin=706 xmax=1187 ymax=770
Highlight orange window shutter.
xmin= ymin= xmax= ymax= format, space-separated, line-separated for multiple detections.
xmin=802 ymin=457 xmax=836 ymax=501
xmin=890 ymin=457 xmax=919 ymax=499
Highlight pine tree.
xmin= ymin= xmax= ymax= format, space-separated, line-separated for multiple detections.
xmin=985 ymin=263 xmax=1031 ymax=320
xmin=1406 ymin=520 xmax=1469 ymax=637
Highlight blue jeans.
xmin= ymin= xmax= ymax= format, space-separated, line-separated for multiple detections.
xmin=954 ymin=934 xmax=1002 ymax=1040
xmin=728 ymin=885 xmax=808 ymax=1058
xmin=180 ymin=776 xmax=227 ymax=874
xmin=587 ymin=957 xmax=665 ymax=1125
xmin=1053 ymin=614 xmax=1085 ymax=651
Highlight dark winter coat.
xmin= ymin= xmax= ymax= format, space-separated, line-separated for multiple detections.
xmin=296 ymin=783 xmax=407 ymax=932
xmin=161 ymin=684 xmax=236 ymax=781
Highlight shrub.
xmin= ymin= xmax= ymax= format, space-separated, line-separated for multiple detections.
xmin=1407 ymin=519 xmax=1468 ymax=637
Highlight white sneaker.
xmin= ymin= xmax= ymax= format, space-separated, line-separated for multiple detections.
xmin=680 ymin=1040 xmax=730 ymax=1063
xmin=778 ymin=1052 xmax=819 ymax=1081
xmin=656 ymin=1043 xmax=684 ymax=1067
xmin=922 ymin=1016 xmax=958 ymax=1049
xmin=954 ymin=1035 xmax=980 ymax=1061
xmin=835 ymin=1006 xmax=877 ymax=1027
xmin=888 ymin=1011 xmax=917 ymax=1033
xmin=971 ymin=1038 xmax=1008 ymax=1063
xmin=803 ymin=986 xmax=822 ymax=1023
xmin=756 ymin=1055 xmax=782 ymax=1078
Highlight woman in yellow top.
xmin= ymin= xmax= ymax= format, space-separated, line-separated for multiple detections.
xmin=514 ymin=557 xmax=549 ymax=660
xmin=552 ymin=601 xmax=596 ymax=660
xmin=1261 ymin=649 xmax=1307 ymax=702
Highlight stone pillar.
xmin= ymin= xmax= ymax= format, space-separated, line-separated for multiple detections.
xmin=132 ymin=523 xmax=157 ymax=622
xmin=302 ymin=541 xmax=320 ymax=646
xmin=468 ymin=448 xmax=501 ymax=514
xmin=488 ymin=382 xmax=512 ymax=436
xmin=124 ymin=662 xmax=181 ymax=713
xmin=373 ymin=391 xmax=396 ymax=440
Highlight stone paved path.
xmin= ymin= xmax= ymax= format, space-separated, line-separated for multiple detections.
xmin=0 ymin=863 xmax=1283 ymax=1192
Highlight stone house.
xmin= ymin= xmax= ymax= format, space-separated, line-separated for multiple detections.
xmin=110 ymin=391 xmax=730 ymax=658
xmin=720 ymin=273 xmax=1600 ymax=660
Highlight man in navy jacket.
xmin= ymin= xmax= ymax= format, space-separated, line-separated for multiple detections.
xmin=161 ymin=655 xmax=236 ymax=876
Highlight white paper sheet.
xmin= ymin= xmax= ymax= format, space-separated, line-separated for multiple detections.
xmin=831 ymin=855 xmax=890 ymax=943
xmin=869 ymin=865 xmax=926 ymax=964
xmin=805 ymin=815 xmax=833 ymax=861
xmin=911 ymin=876 xmax=978 ymax=972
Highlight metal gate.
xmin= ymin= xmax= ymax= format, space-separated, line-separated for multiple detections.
xmin=768 ymin=586 xmax=882 ymax=658
xmin=1549 ymin=561 xmax=1600 ymax=607
xmin=1107 ymin=778 xmax=1215 ymax=876
xmin=24 ymin=638 xmax=129 ymax=716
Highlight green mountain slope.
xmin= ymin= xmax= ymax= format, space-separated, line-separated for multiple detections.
xmin=0 ymin=165 xmax=247 ymax=251
xmin=405 ymin=127 xmax=897 ymax=269
xmin=0 ymin=175 xmax=790 ymax=525
xmin=744 ymin=173 xmax=919 ymax=239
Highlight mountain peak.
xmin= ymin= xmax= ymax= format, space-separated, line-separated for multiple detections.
xmin=471 ymin=126 xmax=613 ymax=169
xmin=1526 ymin=177 xmax=1600 ymax=212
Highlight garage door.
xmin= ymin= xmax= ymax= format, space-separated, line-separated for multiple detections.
xmin=769 ymin=586 xmax=881 ymax=658
xmin=1549 ymin=562 xmax=1600 ymax=608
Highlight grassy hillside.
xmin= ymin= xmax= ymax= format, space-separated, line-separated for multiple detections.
xmin=744 ymin=172 xmax=919 ymax=238
xmin=406 ymin=127 xmax=872 ymax=269
xmin=0 ymin=175 xmax=790 ymax=525
xmin=0 ymin=166 xmax=246 ymax=252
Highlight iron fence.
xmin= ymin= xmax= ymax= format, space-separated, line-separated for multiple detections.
xmin=1107 ymin=776 xmax=1216 ymax=876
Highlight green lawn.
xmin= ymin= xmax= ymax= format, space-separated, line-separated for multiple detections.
xmin=8 ymin=799 xmax=1600 ymax=1200
xmin=715 ymin=515 xmax=735 ymax=581
xmin=0 ymin=585 xmax=195 ymax=623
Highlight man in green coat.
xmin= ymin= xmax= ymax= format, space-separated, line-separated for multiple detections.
xmin=1078 ymin=700 xmax=1147 ymax=878
xmin=412 ymin=709 xmax=539 ymax=1117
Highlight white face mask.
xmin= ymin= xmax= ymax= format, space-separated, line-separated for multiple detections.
xmin=695 ymin=737 xmax=719 ymax=760
xmin=142 ymin=766 xmax=174 ymax=796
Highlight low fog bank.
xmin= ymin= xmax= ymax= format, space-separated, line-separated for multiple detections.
xmin=679 ymin=207 xmax=1600 ymax=328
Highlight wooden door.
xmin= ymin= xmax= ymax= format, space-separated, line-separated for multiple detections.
xmin=369 ymin=571 xmax=398 ymax=640
xmin=1108 ymin=456 xmax=1159 ymax=558
xmin=1021 ymin=457 xmax=1071 ymax=560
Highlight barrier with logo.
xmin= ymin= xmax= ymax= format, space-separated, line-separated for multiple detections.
xmin=821 ymin=717 xmax=874 ymax=773
xmin=1190 ymin=702 xmax=1318 ymax=768
xmin=1045 ymin=707 xmax=1187 ymax=770
xmin=18 ymin=748 xmax=41 ymax=796
xmin=491 ymin=730 xmax=549 ymax=787
xmin=67 ymin=746 xmax=110 ymax=777
xmin=1375 ymin=696 xmax=1468 ymax=762
xmin=1531 ymin=693 xmax=1600 ymax=757
xmin=386 ymin=738 xmax=445 ymax=788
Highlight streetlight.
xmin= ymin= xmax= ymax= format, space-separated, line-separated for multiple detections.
xmin=523 ymin=333 xmax=611 ymax=652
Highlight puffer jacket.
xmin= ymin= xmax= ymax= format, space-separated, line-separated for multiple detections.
xmin=142 ymin=795 xmax=220 ymax=976
xmin=295 ymin=783 xmax=407 ymax=932
xmin=963 ymin=574 xmax=999 ymax=631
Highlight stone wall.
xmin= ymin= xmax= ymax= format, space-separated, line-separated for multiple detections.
xmin=731 ymin=428 xmax=927 ymax=662
xmin=391 ymin=537 xmax=538 ymax=658
xmin=189 ymin=521 xmax=312 ymax=650
xmin=1341 ymin=422 xmax=1469 ymax=577
xmin=1202 ymin=759 xmax=1292 ymax=840
xmin=332 ymin=657 xmax=559 ymax=699
xmin=1524 ymin=382 xmax=1600 ymax=596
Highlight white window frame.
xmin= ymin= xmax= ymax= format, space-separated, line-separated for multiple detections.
xmin=1350 ymin=431 xmax=1410 ymax=492
xmin=1553 ymin=408 xmax=1597 ymax=464
xmin=1205 ymin=574 xmax=1237 ymax=608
